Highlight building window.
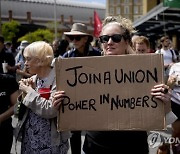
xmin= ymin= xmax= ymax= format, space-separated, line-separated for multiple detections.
xmin=124 ymin=0 xmax=129 ymax=4
xmin=133 ymin=0 xmax=139 ymax=4
xmin=116 ymin=7 xmax=121 ymax=14
xmin=124 ymin=6 xmax=129 ymax=14
xmin=134 ymin=6 xmax=138 ymax=14
xmin=140 ymin=6 xmax=143 ymax=14
xmin=117 ymin=0 xmax=121 ymax=4
xmin=110 ymin=7 xmax=114 ymax=15
xmin=110 ymin=0 xmax=114 ymax=5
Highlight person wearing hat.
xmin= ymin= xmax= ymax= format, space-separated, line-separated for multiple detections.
xmin=63 ymin=23 xmax=101 ymax=154
xmin=63 ymin=23 xmax=101 ymax=57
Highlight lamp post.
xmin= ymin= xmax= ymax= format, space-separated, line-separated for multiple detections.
xmin=54 ymin=0 xmax=57 ymax=40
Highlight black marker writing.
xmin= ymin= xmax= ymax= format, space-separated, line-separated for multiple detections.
xmin=61 ymin=96 xmax=96 ymax=113
xmin=65 ymin=66 xmax=158 ymax=87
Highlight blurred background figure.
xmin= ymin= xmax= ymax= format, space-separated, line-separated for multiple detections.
xmin=155 ymin=40 xmax=162 ymax=53
xmin=5 ymin=41 xmax=12 ymax=54
xmin=156 ymin=36 xmax=178 ymax=83
xmin=133 ymin=36 xmax=150 ymax=54
xmin=92 ymin=39 xmax=102 ymax=51
xmin=5 ymin=41 xmax=18 ymax=57
xmin=58 ymin=39 xmax=69 ymax=57
xmin=51 ymin=39 xmax=69 ymax=67
xmin=169 ymin=40 xmax=179 ymax=62
xmin=52 ymin=39 xmax=60 ymax=57
xmin=0 ymin=35 xmax=16 ymax=76
xmin=52 ymin=39 xmax=69 ymax=58
xmin=15 ymin=40 xmax=31 ymax=82
xmin=131 ymin=34 xmax=139 ymax=49
xmin=17 ymin=40 xmax=29 ymax=52
xmin=0 ymin=73 xmax=19 ymax=154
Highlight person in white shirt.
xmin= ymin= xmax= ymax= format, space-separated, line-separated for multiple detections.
xmin=156 ymin=36 xmax=178 ymax=82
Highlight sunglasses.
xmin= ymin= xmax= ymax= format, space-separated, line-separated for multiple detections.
xmin=68 ymin=35 xmax=83 ymax=41
xmin=99 ymin=34 xmax=124 ymax=43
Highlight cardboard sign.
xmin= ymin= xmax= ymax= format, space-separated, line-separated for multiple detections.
xmin=55 ymin=54 xmax=165 ymax=131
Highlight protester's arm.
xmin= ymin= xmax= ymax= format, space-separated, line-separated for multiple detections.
xmin=19 ymin=78 xmax=58 ymax=119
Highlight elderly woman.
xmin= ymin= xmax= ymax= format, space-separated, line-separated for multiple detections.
xmin=53 ymin=16 xmax=171 ymax=154
xmin=15 ymin=41 xmax=70 ymax=154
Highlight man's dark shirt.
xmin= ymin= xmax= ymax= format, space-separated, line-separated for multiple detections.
xmin=0 ymin=74 xmax=18 ymax=126
xmin=63 ymin=46 xmax=101 ymax=58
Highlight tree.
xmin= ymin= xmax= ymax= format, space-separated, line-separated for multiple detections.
xmin=46 ymin=21 xmax=62 ymax=38
xmin=2 ymin=20 xmax=20 ymax=42
xmin=18 ymin=29 xmax=54 ymax=43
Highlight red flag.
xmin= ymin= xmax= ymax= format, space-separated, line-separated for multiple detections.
xmin=94 ymin=10 xmax=102 ymax=38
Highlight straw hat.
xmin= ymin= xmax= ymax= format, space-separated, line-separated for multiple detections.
xmin=64 ymin=23 xmax=93 ymax=42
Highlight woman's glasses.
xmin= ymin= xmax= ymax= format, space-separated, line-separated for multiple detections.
xmin=68 ymin=35 xmax=83 ymax=41
xmin=99 ymin=34 xmax=124 ymax=43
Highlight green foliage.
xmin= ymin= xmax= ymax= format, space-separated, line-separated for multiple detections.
xmin=2 ymin=20 xmax=20 ymax=42
xmin=18 ymin=29 xmax=54 ymax=43
xmin=46 ymin=21 xmax=62 ymax=38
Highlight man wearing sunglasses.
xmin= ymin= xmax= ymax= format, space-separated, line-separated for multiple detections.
xmin=63 ymin=23 xmax=101 ymax=154
xmin=63 ymin=23 xmax=101 ymax=58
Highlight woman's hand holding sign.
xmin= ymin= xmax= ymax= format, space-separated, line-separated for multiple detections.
xmin=151 ymin=83 xmax=171 ymax=104
xmin=52 ymin=91 xmax=66 ymax=109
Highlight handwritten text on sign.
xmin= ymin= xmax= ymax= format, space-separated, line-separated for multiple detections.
xmin=55 ymin=54 xmax=165 ymax=131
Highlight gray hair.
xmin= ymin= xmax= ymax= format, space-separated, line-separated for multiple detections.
xmin=24 ymin=41 xmax=54 ymax=67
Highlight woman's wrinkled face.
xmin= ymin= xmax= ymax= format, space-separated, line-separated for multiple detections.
xmin=100 ymin=23 xmax=128 ymax=55
xmin=24 ymin=55 xmax=40 ymax=75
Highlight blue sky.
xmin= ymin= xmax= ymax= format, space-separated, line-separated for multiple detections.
xmin=68 ymin=0 xmax=106 ymax=4
xmin=81 ymin=0 xmax=105 ymax=3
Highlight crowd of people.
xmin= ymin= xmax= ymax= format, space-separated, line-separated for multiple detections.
xmin=0 ymin=14 xmax=179 ymax=154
